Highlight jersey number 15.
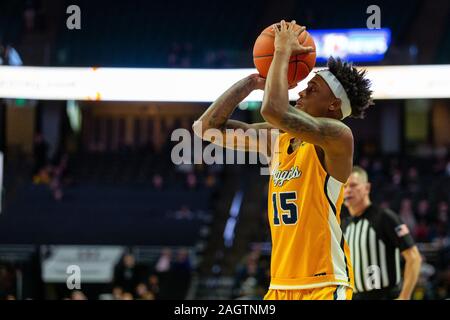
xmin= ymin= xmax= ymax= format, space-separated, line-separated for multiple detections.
xmin=272 ymin=191 xmax=298 ymax=225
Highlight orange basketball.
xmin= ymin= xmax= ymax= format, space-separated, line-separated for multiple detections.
xmin=253 ymin=22 xmax=316 ymax=87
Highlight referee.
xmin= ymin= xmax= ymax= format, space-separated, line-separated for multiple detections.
xmin=342 ymin=166 xmax=422 ymax=300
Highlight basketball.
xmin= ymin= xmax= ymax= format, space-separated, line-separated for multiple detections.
xmin=253 ymin=22 xmax=316 ymax=87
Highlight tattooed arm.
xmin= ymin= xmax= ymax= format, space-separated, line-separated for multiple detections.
xmin=261 ymin=90 xmax=353 ymax=182
xmin=260 ymin=20 xmax=353 ymax=181
xmin=193 ymin=74 xmax=279 ymax=156
xmin=262 ymin=104 xmax=353 ymax=153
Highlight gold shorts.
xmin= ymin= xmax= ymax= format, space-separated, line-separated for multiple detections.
xmin=264 ymin=285 xmax=353 ymax=300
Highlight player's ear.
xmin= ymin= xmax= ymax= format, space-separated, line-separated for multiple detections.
xmin=329 ymin=98 xmax=341 ymax=113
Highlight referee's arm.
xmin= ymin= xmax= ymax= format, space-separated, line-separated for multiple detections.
xmin=383 ymin=211 xmax=422 ymax=300
xmin=398 ymin=246 xmax=422 ymax=300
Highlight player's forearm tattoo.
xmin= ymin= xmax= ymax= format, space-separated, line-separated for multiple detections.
xmin=208 ymin=114 xmax=228 ymax=131
xmin=280 ymin=106 xmax=346 ymax=138
xmin=205 ymin=78 xmax=254 ymax=130
xmin=280 ymin=112 xmax=316 ymax=133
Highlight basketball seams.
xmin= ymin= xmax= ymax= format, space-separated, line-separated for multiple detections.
xmin=254 ymin=59 xmax=311 ymax=83
xmin=298 ymin=30 xmax=308 ymax=45
xmin=299 ymin=60 xmax=312 ymax=73
xmin=254 ymin=54 xmax=274 ymax=59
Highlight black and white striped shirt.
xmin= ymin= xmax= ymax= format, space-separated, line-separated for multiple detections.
xmin=342 ymin=205 xmax=415 ymax=294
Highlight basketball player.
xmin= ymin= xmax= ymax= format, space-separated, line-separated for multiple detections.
xmin=193 ymin=20 xmax=373 ymax=300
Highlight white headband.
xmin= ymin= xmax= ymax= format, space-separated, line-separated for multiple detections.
xmin=316 ymin=70 xmax=352 ymax=120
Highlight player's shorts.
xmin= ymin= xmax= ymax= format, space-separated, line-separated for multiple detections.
xmin=264 ymin=285 xmax=353 ymax=300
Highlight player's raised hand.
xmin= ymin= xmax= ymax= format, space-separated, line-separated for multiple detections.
xmin=272 ymin=20 xmax=315 ymax=55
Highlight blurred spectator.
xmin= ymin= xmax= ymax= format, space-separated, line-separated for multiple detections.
xmin=111 ymin=286 xmax=124 ymax=300
xmin=168 ymin=42 xmax=193 ymax=68
xmin=175 ymin=205 xmax=193 ymax=220
xmin=186 ymin=172 xmax=197 ymax=189
xmin=23 ymin=0 xmax=36 ymax=32
xmin=122 ymin=292 xmax=133 ymax=300
xmin=70 ymin=290 xmax=87 ymax=300
xmin=180 ymin=42 xmax=193 ymax=68
xmin=210 ymin=250 xmax=224 ymax=276
xmin=359 ymin=157 xmax=370 ymax=170
xmin=235 ymin=277 xmax=261 ymax=300
xmin=413 ymin=255 xmax=437 ymax=300
xmin=135 ymin=282 xmax=149 ymax=299
xmin=391 ymin=168 xmax=403 ymax=187
xmin=406 ymin=166 xmax=421 ymax=195
xmin=0 ymin=44 xmax=4 ymax=65
xmin=171 ymin=248 xmax=192 ymax=299
xmin=33 ymin=166 xmax=51 ymax=185
xmin=167 ymin=42 xmax=181 ymax=67
xmin=113 ymin=253 xmax=144 ymax=293
xmin=415 ymin=219 xmax=430 ymax=242
xmin=48 ymin=153 xmax=70 ymax=201
xmin=437 ymin=201 xmax=449 ymax=225
xmin=153 ymin=248 xmax=173 ymax=299
xmin=32 ymin=133 xmax=49 ymax=176
xmin=154 ymin=248 xmax=172 ymax=273
xmin=416 ymin=199 xmax=430 ymax=221
xmin=204 ymin=173 xmax=217 ymax=188
xmin=204 ymin=49 xmax=231 ymax=68
xmin=0 ymin=43 xmax=23 ymax=66
xmin=433 ymin=202 xmax=449 ymax=242
xmin=141 ymin=291 xmax=155 ymax=300
xmin=446 ymin=161 xmax=450 ymax=177
xmin=172 ymin=248 xmax=192 ymax=273
xmin=152 ymin=173 xmax=164 ymax=190
xmin=232 ymin=248 xmax=266 ymax=299
xmin=380 ymin=200 xmax=390 ymax=210
xmin=50 ymin=168 xmax=63 ymax=201
xmin=147 ymin=274 xmax=160 ymax=299
xmin=399 ymin=198 xmax=417 ymax=233
xmin=0 ymin=264 xmax=16 ymax=299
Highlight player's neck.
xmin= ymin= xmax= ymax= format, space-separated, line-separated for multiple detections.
xmin=349 ymin=198 xmax=371 ymax=217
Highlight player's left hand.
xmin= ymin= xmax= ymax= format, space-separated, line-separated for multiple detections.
xmin=248 ymin=73 xmax=266 ymax=90
xmin=272 ymin=20 xmax=315 ymax=55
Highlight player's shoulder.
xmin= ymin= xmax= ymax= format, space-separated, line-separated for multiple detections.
xmin=326 ymin=117 xmax=353 ymax=135
xmin=318 ymin=118 xmax=354 ymax=160
xmin=337 ymin=120 xmax=354 ymax=143
xmin=336 ymin=121 xmax=354 ymax=150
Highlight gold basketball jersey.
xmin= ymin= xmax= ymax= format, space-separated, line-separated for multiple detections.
xmin=267 ymin=132 xmax=354 ymax=290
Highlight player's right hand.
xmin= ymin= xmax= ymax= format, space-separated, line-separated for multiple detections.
xmin=273 ymin=20 xmax=314 ymax=56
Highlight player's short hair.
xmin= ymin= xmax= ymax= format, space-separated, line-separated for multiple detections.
xmin=327 ymin=57 xmax=374 ymax=119
xmin=352 ymin=166 xmax=369 ymax=183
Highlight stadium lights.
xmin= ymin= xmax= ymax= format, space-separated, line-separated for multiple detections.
xmin=1 ymin=65 xmax=450 ymax=102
